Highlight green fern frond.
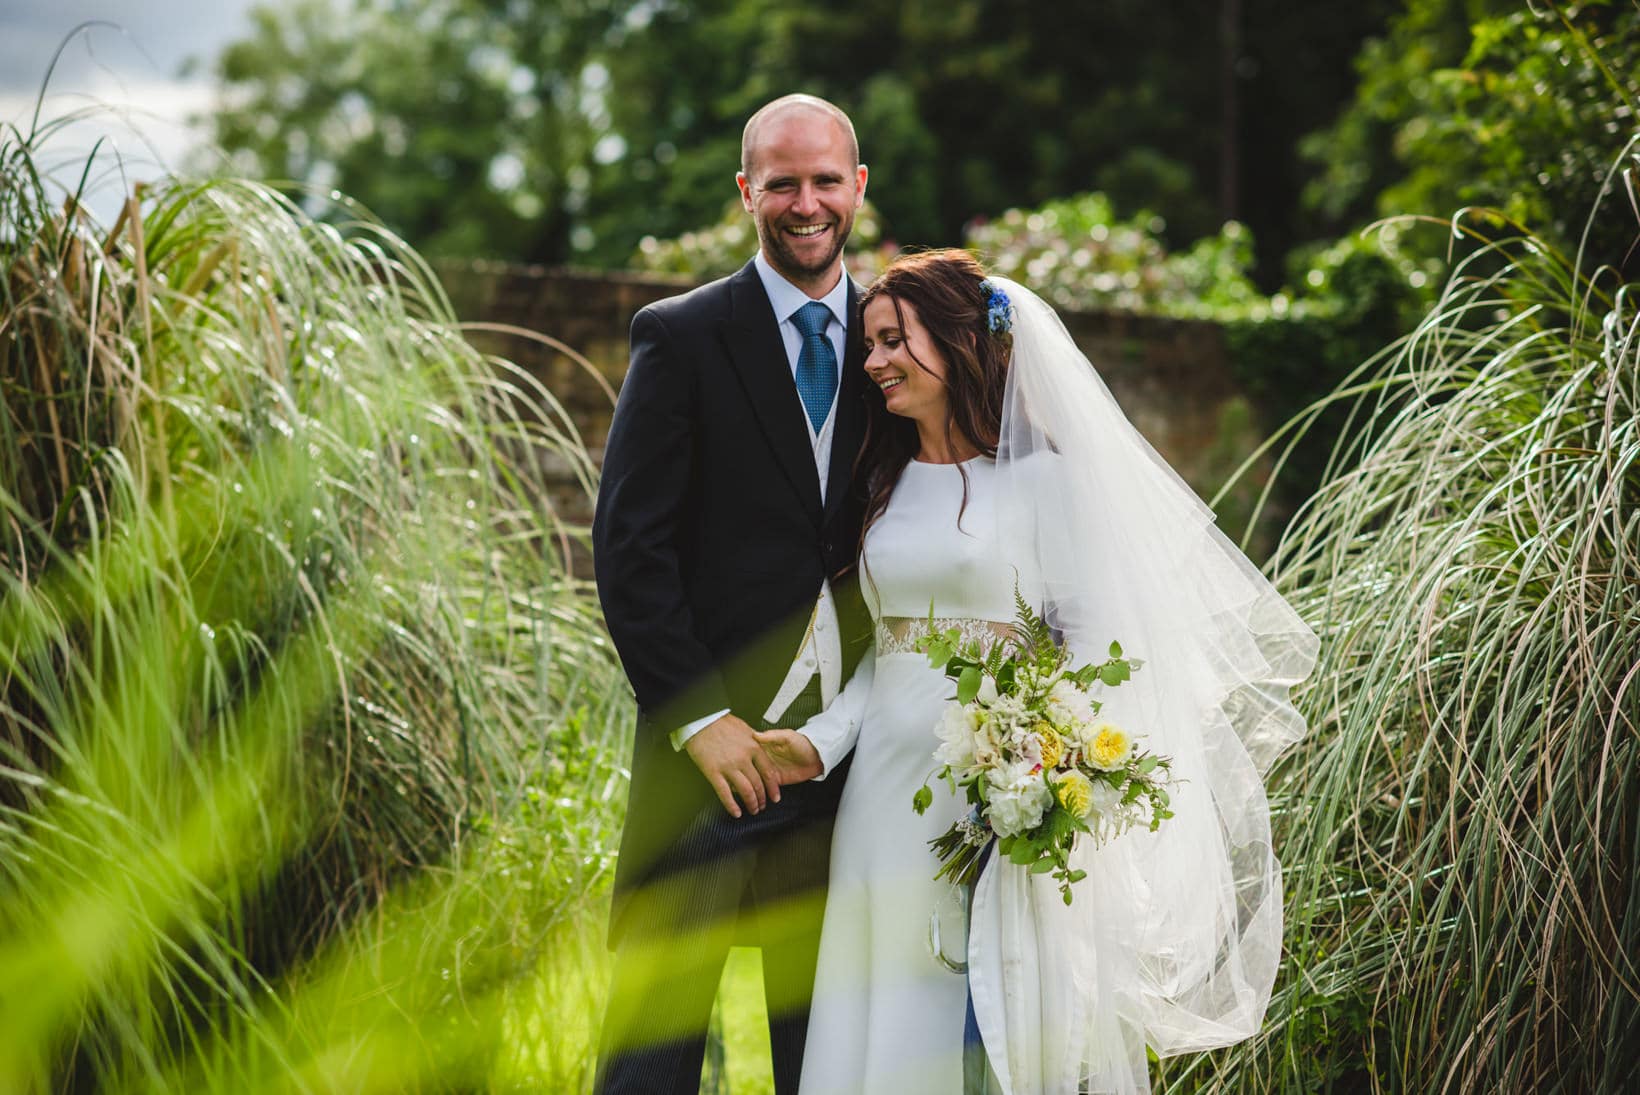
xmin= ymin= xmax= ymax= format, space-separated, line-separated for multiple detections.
xmin=1011 ymin=581 xmax=1054 ymax=655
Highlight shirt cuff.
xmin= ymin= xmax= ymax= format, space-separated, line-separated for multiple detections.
xmin=671 ymin=707 xmax=731 ymax=751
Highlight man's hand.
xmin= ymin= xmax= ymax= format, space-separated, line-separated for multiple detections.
xmin=755 ymin=729 xmax=824 ymax=785
xmin=684 ymin=713 xmax=782 ymax=818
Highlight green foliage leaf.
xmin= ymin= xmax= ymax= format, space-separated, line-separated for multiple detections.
xmin=924 ymin=639 xmax=951 ymax=668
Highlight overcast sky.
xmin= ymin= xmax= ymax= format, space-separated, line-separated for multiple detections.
xmin=1 ymin=0 xmax=263 ymax=220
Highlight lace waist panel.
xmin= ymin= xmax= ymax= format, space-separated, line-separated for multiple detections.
xmin=875 ymin=616 xmax=1013 ymax=656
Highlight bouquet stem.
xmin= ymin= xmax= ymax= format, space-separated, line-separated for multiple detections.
xmin=930 ymin=828 xmax=993 ymax=889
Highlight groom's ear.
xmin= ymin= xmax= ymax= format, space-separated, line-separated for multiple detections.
xmin=854 ymin=164 xmax=868 ymax=206
xmin=737 ymin=172 xmax=754 ymax=213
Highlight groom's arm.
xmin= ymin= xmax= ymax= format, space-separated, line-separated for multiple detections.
xmin=593 ymin=305 xmax=732 ymax=726
xmin=594 ymin=306 xmax=782 ymax=817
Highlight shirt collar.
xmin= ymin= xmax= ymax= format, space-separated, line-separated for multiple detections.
xmin=754 ymin=250 xmax=850 ymax=330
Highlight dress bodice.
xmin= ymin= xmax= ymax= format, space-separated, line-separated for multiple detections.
xmin=860 ymin=457 xmax=1040 ymax=626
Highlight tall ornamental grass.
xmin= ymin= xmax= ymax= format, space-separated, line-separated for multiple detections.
xmin=1 ymin=119 xmax=630 ymax=1091
xmin=1168 ymin=164 xmax=1640 ymax=1090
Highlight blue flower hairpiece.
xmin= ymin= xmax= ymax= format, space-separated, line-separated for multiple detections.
xmin=979 ymin=278 xmax=1013 ymax=336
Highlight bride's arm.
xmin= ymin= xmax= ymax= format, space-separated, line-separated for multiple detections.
xmin=759 ymin=649 xmax=875 ymax=782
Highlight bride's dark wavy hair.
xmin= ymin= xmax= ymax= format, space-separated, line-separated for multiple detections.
xmin=854 ymin=248 xmax=1011 ymax=564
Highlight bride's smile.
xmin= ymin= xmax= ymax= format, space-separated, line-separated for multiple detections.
xmin=863 ymin=294 xmax=951 ymax=440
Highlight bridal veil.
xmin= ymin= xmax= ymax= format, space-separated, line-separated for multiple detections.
xmin=965 ymin=278 xmax=1318 ymax=1093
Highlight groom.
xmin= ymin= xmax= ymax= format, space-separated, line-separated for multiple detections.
xmin=591 ymin=94 xmax=872 ymax=1094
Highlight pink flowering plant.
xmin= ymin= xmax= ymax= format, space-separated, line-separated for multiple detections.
xmin=912 ymin=590 xmax=1176 ymax=904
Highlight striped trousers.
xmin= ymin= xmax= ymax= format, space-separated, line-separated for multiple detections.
xmin=594 ymin=681 xmax=832 ymax=1095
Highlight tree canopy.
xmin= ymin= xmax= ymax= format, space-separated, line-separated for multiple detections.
xmin=202 ymin=0 xmax=1396 ymax=282
xmin=203 ymin=1 xmax=1638 ymax=287
xmin=1303 ymin=0 xmax=1640 ymax=276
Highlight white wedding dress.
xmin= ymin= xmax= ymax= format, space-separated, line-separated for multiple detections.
xmin=795 ymin=277 xmax=1317 ymax=1095
xmin=797 ymin=454 xmax=1053 ymax=1094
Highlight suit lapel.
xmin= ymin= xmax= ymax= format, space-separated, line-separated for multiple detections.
xmin=720 ymin=262 xmax=824 ymax=521
xmin=823 ymin=276 xmax=866 ymax=522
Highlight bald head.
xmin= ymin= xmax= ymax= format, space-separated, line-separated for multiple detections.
xmin=740 ymin=94 xmax=859 ymax=179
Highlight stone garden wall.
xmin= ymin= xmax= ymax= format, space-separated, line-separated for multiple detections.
xmin=437 ymin=261 xmax=1265 ymax=543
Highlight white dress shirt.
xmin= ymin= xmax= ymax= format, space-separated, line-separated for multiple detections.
xmin=669 ymin=252 xmax=851 ymax=750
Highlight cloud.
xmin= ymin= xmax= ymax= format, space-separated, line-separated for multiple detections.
xmin=0 ymin=2 xmax=260 ymax=224
xmin=1 ymin=75 xmax=219 ymax=227
xmin=0 ymin=2 xmax=255 ymax=95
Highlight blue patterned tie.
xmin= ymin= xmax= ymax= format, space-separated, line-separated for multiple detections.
xmin=791 ymin=300 xmax=838 ymax=433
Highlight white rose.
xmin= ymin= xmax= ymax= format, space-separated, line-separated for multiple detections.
xmin=985 ymin=759 xmax=1052 ymax=837
xmin=934 ymin=702 xmax=978 ymax=768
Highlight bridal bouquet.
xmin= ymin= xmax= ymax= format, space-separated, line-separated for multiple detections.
xmin=911 ymin=591 xmax=1175 ymax=904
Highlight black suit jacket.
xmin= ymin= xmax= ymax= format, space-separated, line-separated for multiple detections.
xmin=592 ymin=259 xmax=870 ymax=913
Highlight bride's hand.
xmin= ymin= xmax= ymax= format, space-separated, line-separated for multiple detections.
xmin=756 ymin=729 xmax=823 ymax=785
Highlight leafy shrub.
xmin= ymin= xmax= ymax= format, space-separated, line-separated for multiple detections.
xmin=1305 ymin=0 xmax=1640 ymax=276
xmin=965 ymin=191 xmax=1262 ymax=317
xmin=1218 ymin=230 xmax=1433 ymax=519
xmin=631 ymin=197 xmax=897 ymax=284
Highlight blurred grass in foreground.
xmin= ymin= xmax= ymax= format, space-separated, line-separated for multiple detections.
xmin=1 ymin=113 xmax=631 ymax=1091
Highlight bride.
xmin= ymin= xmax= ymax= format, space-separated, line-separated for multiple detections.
xmin=758 ymin=250 xmax=1317 ymax=1093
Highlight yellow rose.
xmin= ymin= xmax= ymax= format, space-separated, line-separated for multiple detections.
xmin=1054 ymin=770 xmax=1094 ymax=817
xmin=1035 ymin=722 xmax=1065 ymax=769
xmin=1087 ymin=723 xmax=1133 ymax=771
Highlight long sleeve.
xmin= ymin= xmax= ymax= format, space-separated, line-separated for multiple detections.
xmin=795 ymin=646 xmax=874 ymax=778
xmin=592 ymin=306 xmax=730 ymax=726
